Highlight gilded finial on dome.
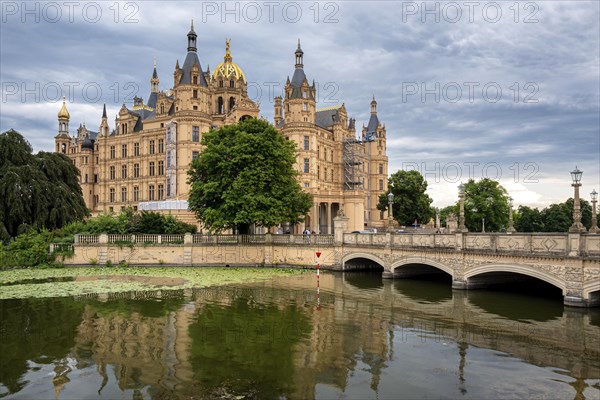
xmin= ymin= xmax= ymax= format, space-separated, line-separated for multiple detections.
xmin=212 ymin=38 xmax=246 ymax=83
xmin=58 ymin=96 xmax=70 ymax=120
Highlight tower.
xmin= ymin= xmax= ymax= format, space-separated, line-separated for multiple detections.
xmin=55 ymin=97 xmax=70 ymax=154
xmin=283 ymin=39 xmax=316 ymax=124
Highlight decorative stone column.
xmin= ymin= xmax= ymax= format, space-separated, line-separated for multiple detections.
xmin=333 ymin=211 xmax=349 ymax=245
xmin=508 ymin=196 xmax=516 ymax=233
xmin=590 ymin=189 xmax=599 ymax=233
xmin=458 ymin=183 xmax=468 ymax=232
xmin=569 ymin=167 xmax=586 ymax=233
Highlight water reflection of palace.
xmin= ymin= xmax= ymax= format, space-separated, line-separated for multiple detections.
xmin=2 ymin=274 xmax=599 ymax=399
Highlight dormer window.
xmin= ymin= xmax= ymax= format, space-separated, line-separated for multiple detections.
xmin=193 ymin=76 xmax=198 ymax=84
xmin=303 ymin=90 xmax=307 ymax=98
xmin=219 ymin=80 xmax=224 ymax=87
xmin=230 ymin=80 xmax=234 ymax=88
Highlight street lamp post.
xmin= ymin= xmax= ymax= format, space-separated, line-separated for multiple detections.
xmin=508 ymin=196 xmax=516 ymax=233
xmin=569 ymin=167 xmax=587 ymax=233
xmin=387 ymin=192 xmax=395 ymax=233
xmin=590 ymin=189 xmax=599 ymax=233
xmin=435 ymin=207 xmax=440 ymax=232
xmin=458 ymin=183 xmax=468 ymax=232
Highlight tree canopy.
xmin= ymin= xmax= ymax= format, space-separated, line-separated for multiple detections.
xmin=187 ymin=118 xmax=312 ymax=233
xmin=515 ymin=199 xmax=592 ymax=232
xmin=462 ymin=178 xmax=509 ymax=232
xmin=377 ymin=170 xmax=433 ymax=226
xmin=0 ymin=129 xmax=88 ymax=241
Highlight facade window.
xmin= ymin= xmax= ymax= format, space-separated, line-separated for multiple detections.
xmin=303 ymin=103 xmax=307 ymax=111
xmin=134 ymin=142 xmax=140 ymax=156
xmin=304 ymin=182 xmax=309 ymax=188
xmin=192 ymin=126 xmax=200 ymax=142
xmin=303 ymin=158 xmax=309 ymax=173
xmin=193 ymin=76 xmax=198 ymax=85
xmin=230 ymin=80 xmax=234 ymax=88
xmin=158 ymin=184 xmax=164 ymax=200
xmin=158 ymin=160 xmax=164 ymax=176
xmin=109 ymin=166 xmax=116 ymax=180
xmin=303 ymin=90 xmax=307 ymax=98
xmin=166 ymin=176 xmax=171 ymax=197
xmin=149 ymin=140 xmax=155 ymax=154
xmin=133 ymin=186 xmax=139 ymax=201
xmin=149 ymin=185 xmax=155 ymax=201
xmin=133 ymin=163 xmax=140 ymax=178
xmin=303 ymin=136 xmax=309 ymax=151
xmin=160 ymin=104 xmax=165 ymax=114
xmin=149 ymin=161 xmax=155 ymax=176
xmin=94 ymin=174 xmax=98 ymax=183
xmin=192 ymin=151 xmax=199 ymax=160
xmin=379 ymin=163 xmax=383 ymax=174
xmin=84 ymin=174 xmax=88 ymax=183
xmin=193 ymin=89 xmax=198 ymax=98
xmin=110 ymin=146 xmax=115 ymax=159
xmin=121 ymin=164 xmax=127 ymax=179
xmin=109 ymin=188 xmax=115 ymax=203
xmin=331 ymin=150 xmax=333 ymax=161
xmin=158 ymin=139 xmax=164 ymax=153
xmin=317 ymin=165 xmax=320 ymax=180
xmin=121 ymin=144 xmax=127 ymax=158
xmin=219 ymin=80 xmax=223 ymax=87
xmin=379 ymin=179 xmax=384 ymax=191
xmin=121 ymin=187 xmax=127 ymax=202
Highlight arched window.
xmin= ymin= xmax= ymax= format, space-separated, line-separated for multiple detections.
xmin=61 ymin=143 xmax=66 ymax=154
xmin=218 ymin=97 xmax=224 ymax=114
xmin=229 ymin=97 xmax=235 ymax=110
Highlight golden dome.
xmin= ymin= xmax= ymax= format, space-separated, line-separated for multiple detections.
xmin=212 ymin=39 xmax=246 ymax=83
xmin=58 ymin=97 xmax=70 ymax=119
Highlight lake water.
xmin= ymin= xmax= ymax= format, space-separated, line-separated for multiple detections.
xmin=1 ymin=271 xmax=599 ymax=399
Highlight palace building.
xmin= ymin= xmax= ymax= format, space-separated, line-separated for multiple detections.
xmin=54 ymin=22 xmax=388 ymax=233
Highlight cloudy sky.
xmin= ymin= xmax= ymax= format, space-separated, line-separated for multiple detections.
xmin=1 ymin=1 xmax=598 ymax=208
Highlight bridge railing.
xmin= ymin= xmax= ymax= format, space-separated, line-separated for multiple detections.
xmin=343 ymin=232 xmax=600 ymax=256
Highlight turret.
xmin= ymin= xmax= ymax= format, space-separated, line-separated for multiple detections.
xmin=274 ymin=96 xmax=283 ymax=126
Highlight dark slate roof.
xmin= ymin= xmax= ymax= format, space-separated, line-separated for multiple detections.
xmin=132 ymin=108 xmax=154 ymax=121
xmin=364 ymin=114 xmax=379 ymax=141
xmin=147 ymin=92 xmax=158 ymax=109
xmin=315 ymin=106 xmax=341 ymax=129
xmin=133 ymin=117 xmax=143 ymax=132
xmin=152 ymin=66 xmax=158 ymax=79
xmin=168 ymin=102 xmax=175 ymax=115
xmin=180 ymin=51 xmax=207 ymax=86
xmin=291 ymin=68 xmax=306 ymax=87
xmin=348 ymin=117 xmax=355 ymax=130
xmin=81 ymin=137 xmax=94 ymax=150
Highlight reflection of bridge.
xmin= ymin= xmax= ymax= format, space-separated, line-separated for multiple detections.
xmin=65 ymin=217 xmax=600 ymax=307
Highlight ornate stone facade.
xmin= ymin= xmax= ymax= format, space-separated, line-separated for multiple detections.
xmin=54 ymin=24 xmax=388 ymax=233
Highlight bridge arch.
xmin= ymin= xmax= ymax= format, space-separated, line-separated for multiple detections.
xmin=464 ymin=264 xmax=566 ymax=294
xmin=342 ymin=253 xmax=385 ymax=271
xmin=391 ymin=257 xmax=454 ymax=278
xmin=583 ymin=281 xmax=600 ymax=305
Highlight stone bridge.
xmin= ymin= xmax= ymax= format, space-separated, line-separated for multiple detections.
xmin=61 ymin=217 xmax=600 ymax=307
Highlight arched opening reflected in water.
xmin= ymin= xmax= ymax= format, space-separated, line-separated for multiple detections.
xmin=343 ymin=271 xmax=384 ymax=290
xmin=466 ymin=272 xmax=563 ymax=322
xmin=392 ymin=263 xmax=452 ymax=304
xmin=343 ymin=257 xmax=385 ymax=272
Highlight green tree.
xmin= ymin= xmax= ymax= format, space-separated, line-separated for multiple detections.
xmin=377 ymin=170 xmax=433 ymax=227
xmin=539 ymin=198 xmax=592 ymax=232
xmin=187 ymin=118 xmax=312 ymax=234
xmin=462 ymin=178 xmax=509 ymax=232
xmin=0 ymin=129 xmax=88 ymax=241
xmin=515 ymin=205 xmax=544 ymax=232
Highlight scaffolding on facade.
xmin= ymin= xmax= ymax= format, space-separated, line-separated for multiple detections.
xmin=343 ymin=137 xmax=366 ymax=190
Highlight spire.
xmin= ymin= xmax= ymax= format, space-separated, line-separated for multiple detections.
xmin=224 ymin=38 xmax=232 ymax=62
xmin=295 ymin=38 xmax=304 ymax=69
xmin=371 ymin=95 xmax=377 ymax=114
xmin=151 ymin=61 xmax=159 ymax=93
xmin=58 ymin=96 xmax=70 ymax=120
xmin=187 ymin=19 xmax=197 ymax=52
xmin=102 ymin=103 xmax=107 ymax=119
